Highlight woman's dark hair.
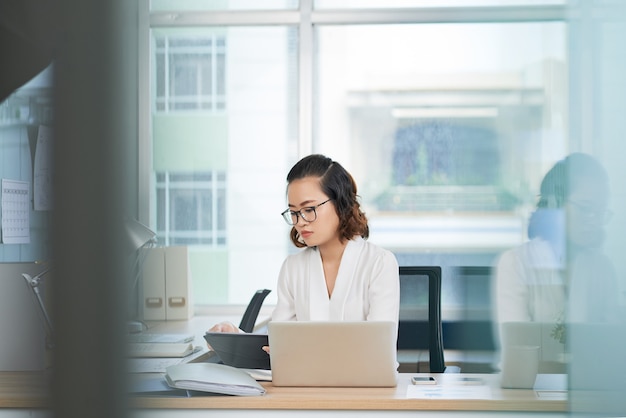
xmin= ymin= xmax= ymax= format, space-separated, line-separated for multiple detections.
xmin=529 ymin=152 xmax=609 ymax=240
xmin=536 ymin=152 xmax=609 ymax=209
xmin=286 ymin=154 xmax=369 ymax=248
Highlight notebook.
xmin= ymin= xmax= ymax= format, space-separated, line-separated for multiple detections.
xmin=203 ymin=332 xmax=270 ymax=370
xmin=164 ymin=363 xmax=266 ymax=396
xmin=267 ymin=321 xmax=398 ymax=387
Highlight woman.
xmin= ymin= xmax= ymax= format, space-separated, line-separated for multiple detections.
xmin=493 ymin=152 xmax=618 ymax=327
xmin=210 ymin=154 xmax=399 ymax=332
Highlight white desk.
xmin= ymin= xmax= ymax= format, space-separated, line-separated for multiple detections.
xmin=130 ymin=373 xmax=567 ymax=417
xmin=0 ymin=317 xmax=568 ymax=417
xmin=128 ymin=317 xmax=567 ymax=417
xmin=0 ymin=370 xmax=568 ymax=417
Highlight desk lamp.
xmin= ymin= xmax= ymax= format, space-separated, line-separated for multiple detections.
xmin=22 ymin=267 xmax=54 ymax=350
xmin=125 ymin=219 xmax=157 ymax=256
xmin=124 ymin=219 xmax=157 ymax=332
xmin=20 ymin=220 xmax=157 ymax=345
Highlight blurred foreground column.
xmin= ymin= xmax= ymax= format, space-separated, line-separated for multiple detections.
xmin=52 ymin=1 xmax=137 ymax=417
xmin=568 ymin=1 xmax=626 ymax=416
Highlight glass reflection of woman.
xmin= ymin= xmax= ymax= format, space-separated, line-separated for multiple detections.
xmin=493 ymin=152 xmax=619 ymax=331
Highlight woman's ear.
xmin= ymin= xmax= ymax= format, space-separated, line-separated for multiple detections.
xmin=537 ymin=195 xmax=553 ymax=209
xmin=544 ymin=194 xmax=558 ymax=209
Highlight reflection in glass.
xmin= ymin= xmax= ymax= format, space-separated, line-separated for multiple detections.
xmin=493 ymin=153 xmax=620 ymax=375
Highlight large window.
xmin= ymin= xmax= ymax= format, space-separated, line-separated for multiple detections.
xmin=143 ymin=3 xmax=567 ymax=310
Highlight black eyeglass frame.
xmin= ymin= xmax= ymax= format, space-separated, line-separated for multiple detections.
xmin=281 ymin=199 xmax=331 ymax=226
xmin=568 ymin=199 xmax=613 ymax=225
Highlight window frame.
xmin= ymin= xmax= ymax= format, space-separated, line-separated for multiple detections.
xmin=137 ymin=1 xmax=568 ymax=312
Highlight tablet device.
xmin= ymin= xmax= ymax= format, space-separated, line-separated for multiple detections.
xmin=203 ymin=332 xmax=270 ymax=370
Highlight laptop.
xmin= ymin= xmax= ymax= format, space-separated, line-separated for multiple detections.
xmin=267 ymin=321 xmax=398 ymax=387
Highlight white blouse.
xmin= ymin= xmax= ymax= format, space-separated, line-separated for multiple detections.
xmin=493 ymin=238 xmax=566 ymax=326
xmin=493 ymin=237 xmax=620 ymax=327
xmin=271 ymin=236 xmax=400 ymax=328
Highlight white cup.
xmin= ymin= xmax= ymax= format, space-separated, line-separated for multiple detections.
xmin=500 ymin=345 xmax=540 ymax=389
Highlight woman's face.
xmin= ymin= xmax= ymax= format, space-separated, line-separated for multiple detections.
xmin=566 ymin=177 xmax=610 ymax=247
xmin=287 ymin=176 xmax=340 ymax=248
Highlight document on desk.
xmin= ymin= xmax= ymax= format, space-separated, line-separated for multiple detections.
xmin=241 ymin=368 xmax=272 ymax=381
xmin=165 ymin=363 xmax=266 ymax=396
xmin=128 ymin=342 xmax=195 ymax=358
xmin=407 ymin=385 xmax=491 ymax=399
xmin=128 ymin=347 xmax=208 ymax=373
xmin=127 ymin=333 xmax=195 ymax=344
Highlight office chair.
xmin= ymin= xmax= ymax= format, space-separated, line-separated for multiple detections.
xmin=397 ymin=266 xmax=446 ymax=373
xmin=238 ymin=289 xmax=271 ymax=333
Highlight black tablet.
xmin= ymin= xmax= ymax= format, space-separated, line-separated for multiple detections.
xmin=203 ymin=332 xmax=270 ymax=370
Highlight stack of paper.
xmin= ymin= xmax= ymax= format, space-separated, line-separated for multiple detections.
xmin=165 ymin=363 xmax=266 ymax=396
xmin=127 ymin=347 xmax=210 ymax=374
xmin=128 ymin=342 xmax=195 ymax=358
xmin=127 ymin=333 xmax=194 ymax=344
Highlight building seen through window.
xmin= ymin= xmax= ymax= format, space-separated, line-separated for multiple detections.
xmin=154 ymin=34 xmax=226 ymax=112
xmin=155 ymin=171 xmax=227 ymax=247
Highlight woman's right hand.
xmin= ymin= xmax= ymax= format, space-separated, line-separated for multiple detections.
xmin=208 ymin=321 xmax=240 ymax=333
xmin=206 ymin=321 xmax=241 ymax=350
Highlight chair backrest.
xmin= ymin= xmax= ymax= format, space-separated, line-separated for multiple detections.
xmin=398 ymin=266 xmax=445 ymax=373
xmin=238 ymin=289 xmax=271 ymax=333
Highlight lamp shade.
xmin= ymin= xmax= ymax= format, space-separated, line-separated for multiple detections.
xmin=124 ymin=219 xmax=156 ymax=254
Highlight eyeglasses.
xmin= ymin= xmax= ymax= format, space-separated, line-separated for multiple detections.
xmin=568 ymin=200 xmax=613 ymax=225
xmin=281 ymin=199 xmax=331 ymax=226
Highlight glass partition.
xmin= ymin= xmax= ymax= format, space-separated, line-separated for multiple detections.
xmin=142 ymin=5 xmax=626 ymax=413
xmin=567 ymin=1 xmax=626 ymax=415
